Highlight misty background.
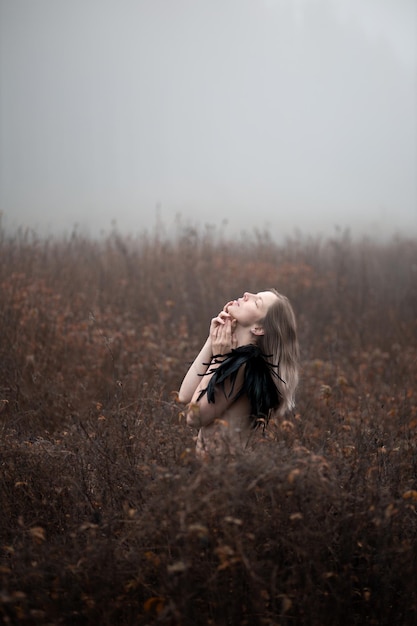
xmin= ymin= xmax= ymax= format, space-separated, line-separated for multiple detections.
xmin=0 ymin=0 xmax=416 ymax=240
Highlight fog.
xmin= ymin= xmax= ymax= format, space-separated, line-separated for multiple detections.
xmin=1 ymin=0 xmax=416 ymax=240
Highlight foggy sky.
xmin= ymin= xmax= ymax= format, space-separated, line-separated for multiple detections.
xmin=1 ymin=0 xmax=416 ymax=240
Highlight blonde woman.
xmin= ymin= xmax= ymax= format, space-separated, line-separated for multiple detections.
xmin=179 ymin=289 xmax=299 ymax=457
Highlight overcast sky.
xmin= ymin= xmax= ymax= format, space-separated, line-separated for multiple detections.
xmin=1 ymin=0 xmax=416 ymax=240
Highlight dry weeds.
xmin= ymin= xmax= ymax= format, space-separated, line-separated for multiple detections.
xmin=0 ymin=223 xmax=416 ymax=625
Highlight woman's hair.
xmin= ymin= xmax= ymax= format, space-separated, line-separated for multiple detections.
xmin=257 ymin=288 xmax=299 ymax=416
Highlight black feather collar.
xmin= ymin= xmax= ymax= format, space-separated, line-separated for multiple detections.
xmin=197 ymin=344 xmax=284 ymax=427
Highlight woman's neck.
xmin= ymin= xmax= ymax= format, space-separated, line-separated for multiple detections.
xmin=234 ymin=325 xmax=256 ymax=348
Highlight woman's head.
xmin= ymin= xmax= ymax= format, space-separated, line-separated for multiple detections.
xmin=225 ymin=291 xmax=278 ymax=333
xmin=226 ymin=288 xmax=299 ymax=414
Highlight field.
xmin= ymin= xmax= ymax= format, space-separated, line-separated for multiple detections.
xmin=1 ymin=221 xmax=416 ymax=625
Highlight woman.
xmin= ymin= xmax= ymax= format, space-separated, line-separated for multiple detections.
xmin=178 ymin=289 xmax=299 ymax=457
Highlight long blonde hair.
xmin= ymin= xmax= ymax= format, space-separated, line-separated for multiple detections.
xmin=257 ymin=289 xmax=299 ymax=416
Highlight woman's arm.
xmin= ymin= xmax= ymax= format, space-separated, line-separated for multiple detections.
xmin=178 ymin=308 xmax=233 ymax=404
xmin=186 ymin=357 xmax=245 ymax=427
xmin=184 ymin=314 xmax=240 ymax=427
xmin=177 ymin=337 xmax=213 ymax=404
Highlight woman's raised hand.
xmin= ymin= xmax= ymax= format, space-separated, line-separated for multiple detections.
xmin=209 ymin=310 xmax=237 ymax=357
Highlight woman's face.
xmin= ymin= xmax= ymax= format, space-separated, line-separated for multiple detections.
xmin=225 ymin=291 xmax=278 ymax=327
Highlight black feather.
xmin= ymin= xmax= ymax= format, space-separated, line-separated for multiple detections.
xmin=197 ymin=344 xmax=284 ymax=427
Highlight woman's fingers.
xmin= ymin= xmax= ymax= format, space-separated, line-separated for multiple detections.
xmin=210 ymin=307 xmax=236 ymax=353
xmin=219 ymin=319 xmax=230 ymax=339
xmin=210 ymin=311 xmax=232 ymax=332
xmin=218 ymin=311 xmax=232 ymax=323
xmin=211 ymin=318 xmax=236 ymax=355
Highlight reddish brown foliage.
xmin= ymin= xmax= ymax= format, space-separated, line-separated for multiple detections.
xmin=0 ymin=225 xmax=416 ymax=625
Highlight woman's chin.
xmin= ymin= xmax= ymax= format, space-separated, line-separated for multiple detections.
xmin=227 ymin=310 xmax=238 ymax=324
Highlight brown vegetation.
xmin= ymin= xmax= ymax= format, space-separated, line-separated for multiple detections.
xmin=1 ymin=222 xmax=416 ymax=625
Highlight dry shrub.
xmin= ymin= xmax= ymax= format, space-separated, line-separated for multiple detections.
xmin=0 ymin=223 xmax=416 ymax=625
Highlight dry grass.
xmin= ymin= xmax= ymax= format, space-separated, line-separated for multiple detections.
xmin=0 ymin=222 xmax=416 ymax=625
